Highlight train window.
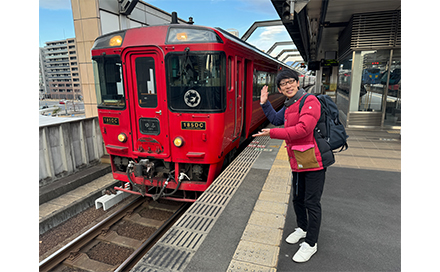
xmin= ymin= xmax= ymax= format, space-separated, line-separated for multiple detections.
xmin=254 ymin=71 xmax=267 ymax=101
xmin=92 ymin=55 xmax=126 ymax=109
xmin=167 ymin=27 xmax=223 ymax=44
xmin=253 ymin=70 xmax=277 ymax=101
xmin=135 ymin=57 xmax=157 ymax=108
xmin=166 ymin=52 xmax=226 ymax=112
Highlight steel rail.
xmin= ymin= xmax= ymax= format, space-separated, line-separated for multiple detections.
xmin=39 ymin=196 xmax=144 ymax=272
xmin=114 ymin=202 xmax=191 ymax=272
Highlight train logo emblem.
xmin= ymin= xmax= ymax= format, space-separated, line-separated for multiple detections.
xmin=184 ymin=89 xmax=201 ymax=107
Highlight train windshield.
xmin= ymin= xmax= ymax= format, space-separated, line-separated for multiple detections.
xmin=92 ymin=55 xmax=126 ymax=109
xmin=167 ymin=27 xmax=223 ymax=44
xmin=166 ymin=52 xmax=226 ymax=112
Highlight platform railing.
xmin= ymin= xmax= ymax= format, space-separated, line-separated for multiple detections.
xmin=39 ymin=117 xmax=105 ymax=187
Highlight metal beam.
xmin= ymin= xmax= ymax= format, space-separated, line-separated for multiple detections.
xmin=276 ymin=49 xmax=299 ymax=59
xmin=281 ymin=54 xmax=302 ymax=62
xmin=120 ymin=0 xmax=139 ymax=15
xmin=241 ymin=19 xmax=283 ymax=41
xmin=267 ymin=41 xmax=294 ymax=55
xmin=315 ymin=0 xmax=329 ymax=60
xmin=270 ymin=0 xmax=310 ymax=63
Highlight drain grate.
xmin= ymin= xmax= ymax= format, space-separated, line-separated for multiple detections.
xmin=174 ymin=215 xmax=214 ymax=233
xmin=130 ymin=136 xmax=270 ymax=272
xmin=136 ymin=244 xmax=192 ymax=272
xmin=161 ymin=228 xmax=206 ymax=249
xmin=185 ymin=202 xmax=223 ymax=218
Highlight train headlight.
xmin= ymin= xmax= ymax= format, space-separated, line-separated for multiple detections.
xmin=176 ymin=32 xmax=188 ymax=41
xmin=173 ymin=137 xmax=184 ymax=147
xmin=118 ymin=133 xmax=127 ymax=143
xmin=109 ymin=35 xmax=123 ymax=47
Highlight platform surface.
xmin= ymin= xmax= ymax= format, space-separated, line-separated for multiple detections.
xmin=131 ymin=127 xmax=400 ymax=272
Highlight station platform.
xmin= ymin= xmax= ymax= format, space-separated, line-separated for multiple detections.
xmin=39 ymin=163 xmax=115 ymax=234
xmin=130 ymin=127 xmax=401 ymax=272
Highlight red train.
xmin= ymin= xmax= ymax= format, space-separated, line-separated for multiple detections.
xmin=91 ymin=20 xmax=297 ymax=202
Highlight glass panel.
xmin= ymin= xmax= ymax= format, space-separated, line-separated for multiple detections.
xmin=135 ymin=57 xmax=157 ymax=108
xmin=167 ymin=28 xmax=223 ymax=44
xmin=252 ymin=71 xmax=276 ymax=101
xmin=254 ymin=71 xmax=267 ymax=102
xmin=166 ymin=52 xmax=226 ymax=112
xmin=384 ymin=49 xmax=401 ymax=127
xmin=337 ymin=57 xmax=351 ymax=118
xmin=92 ymin=55 xmax=125 ymax=109
xmin=359 ymin=50 xmax=390 ymax=112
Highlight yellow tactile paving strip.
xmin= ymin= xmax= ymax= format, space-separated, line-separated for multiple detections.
xmin=227 ymin=142 xmax=291 ymax=272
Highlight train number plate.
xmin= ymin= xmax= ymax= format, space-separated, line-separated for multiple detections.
xmin=103 ymin=117 xmax=119 ymax=125
xmin=181 ymin=121 xmax=206 ymax=130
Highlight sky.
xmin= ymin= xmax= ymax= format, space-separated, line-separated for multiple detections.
xmin=38 ymin=0 xmax=295 ymax=58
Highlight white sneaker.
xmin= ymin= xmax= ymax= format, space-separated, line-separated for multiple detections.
xmin=285 ymin=227 xmax=307 ymax=244
xmin=292 ymin=242 xmax=317 ymax=263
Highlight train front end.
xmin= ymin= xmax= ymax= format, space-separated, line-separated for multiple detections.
xmin=91 ymin=26 xmax=229 ymax=202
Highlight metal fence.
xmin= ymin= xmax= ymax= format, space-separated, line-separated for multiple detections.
xmin=39 ymin=117 xmax=105 ymax=187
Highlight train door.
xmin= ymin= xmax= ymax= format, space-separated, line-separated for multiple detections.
xmin=126 ymin=49 xmax=170 ymax=158
xmin=233 ymin=56 xmax=244 ymax=139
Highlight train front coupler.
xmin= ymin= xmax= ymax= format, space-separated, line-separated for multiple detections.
xmin=152 ymin=172 xmax=190 ymax=201
xmin=126 ymin=159 xmax=156 ymax=196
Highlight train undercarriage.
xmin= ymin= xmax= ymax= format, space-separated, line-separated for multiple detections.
xmin=111 ymin=155 xmax=221 ymax=202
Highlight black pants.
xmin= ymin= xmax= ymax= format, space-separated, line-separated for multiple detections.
xmin=292 ymin=168 xmax=326 ymax=247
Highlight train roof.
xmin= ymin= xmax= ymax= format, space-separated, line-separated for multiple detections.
xmin=92 ymin=24 xmax=292 ymax=70
xmin=214 ymin=27 xmax=291 ymax=70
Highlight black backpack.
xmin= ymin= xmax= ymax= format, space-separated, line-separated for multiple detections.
xmin=299 ymin=93 xmax=349 ymax=152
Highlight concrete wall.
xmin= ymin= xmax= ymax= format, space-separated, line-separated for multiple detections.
xmin=71 ymin=0 xmax=186 ymax=117
xmin=39 ymin=117 xmax=104 ymax=187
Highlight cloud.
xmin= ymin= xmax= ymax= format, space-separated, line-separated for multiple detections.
xmin=39 ymin=0 xmax=71 ymax=10
xmin=259 ymin=26 xmax=285 ymax=41
xmin=246 ymin=26 xmax=291 ymax=53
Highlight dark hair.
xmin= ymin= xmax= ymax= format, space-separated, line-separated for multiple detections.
xmin=276 ymin=69 xmax=299 ymax=88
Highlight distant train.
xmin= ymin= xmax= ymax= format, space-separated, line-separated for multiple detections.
xmin=362 ymin=68 xmax=381 ymax=84
xmin=91 ymin=18 xmax=306 ymax=202
xmin=297 ymin=71 xmax=315 ymax=89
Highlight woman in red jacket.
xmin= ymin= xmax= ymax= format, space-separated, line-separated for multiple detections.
xmin=254 ymin=69 xmax=334 ymax=263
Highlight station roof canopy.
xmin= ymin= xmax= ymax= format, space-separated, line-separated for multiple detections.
xmin=270 ymin=0 xmax=401 ymax=63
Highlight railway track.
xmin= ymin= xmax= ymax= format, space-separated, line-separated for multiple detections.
xmin=39 ymin=197 xmax=190 ymax=272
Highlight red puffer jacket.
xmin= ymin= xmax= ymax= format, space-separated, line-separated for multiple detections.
xmin=269 ymin=94 xmax=325 ymax=172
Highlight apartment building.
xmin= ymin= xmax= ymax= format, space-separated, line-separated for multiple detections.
xmin=40 ymin=38 xmax=82 ymax=100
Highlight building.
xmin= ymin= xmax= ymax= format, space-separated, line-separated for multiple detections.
xmin=270 ymin=0 xmax=401 ymax=129
xmin=71 ymin=0 xmax=187 ymax=117
xmin=39 ymin=47 xmax=47 ymax=99
xmin=40 ymin=38 xmax=82 ymax=100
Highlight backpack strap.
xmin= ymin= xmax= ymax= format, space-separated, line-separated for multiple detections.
xmin=299 ymin=93 xmax=326 ymax=139
xmin=335 ymin=142 xmax=349 ymax=153
xmin=298 ymin=93 xmax=311 ymax=113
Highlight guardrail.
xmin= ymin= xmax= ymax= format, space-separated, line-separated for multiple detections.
xmin=39 ymin=117 xmax=105 ymax=187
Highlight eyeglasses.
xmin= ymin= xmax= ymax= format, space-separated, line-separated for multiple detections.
xmin=279 ymin=79 xmax=296 ymax=87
